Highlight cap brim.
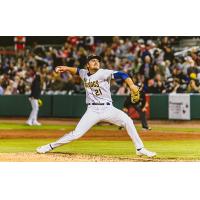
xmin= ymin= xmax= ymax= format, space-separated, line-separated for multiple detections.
xmin=87 ymin=56 xmax=101 ymax=63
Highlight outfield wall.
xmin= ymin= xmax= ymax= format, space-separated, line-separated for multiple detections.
xmin=0 ymin=94 xmax=200 ymax=119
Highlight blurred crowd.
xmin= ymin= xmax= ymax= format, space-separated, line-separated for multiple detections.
xmin=1 ymin=36 xmax=200 ymax=96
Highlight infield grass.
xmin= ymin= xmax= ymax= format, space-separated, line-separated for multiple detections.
xmin=0 ymin=138 xmax=200 ymax=161
xmin=0 ymin=123 xmax=200 ymax=133
xmin=0 ymin=122 xmax=200 ymax=161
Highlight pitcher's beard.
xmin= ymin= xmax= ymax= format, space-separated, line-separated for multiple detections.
xmin=88 ymin=67 xmax=99 ymax=74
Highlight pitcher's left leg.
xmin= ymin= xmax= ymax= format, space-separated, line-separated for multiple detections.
xmin=103 ymin=106 xmax=156 ymax=157
xmin=103 ymin=107 xmax=143 ymax=149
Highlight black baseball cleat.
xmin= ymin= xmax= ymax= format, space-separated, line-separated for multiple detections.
xmin=142 ymin=127 xmax=152 ymax=131
xmin=118 ymin=126 xmax=124 ymax=130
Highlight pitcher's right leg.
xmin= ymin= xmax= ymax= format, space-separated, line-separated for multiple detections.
xmin=36 ymin=108 xmax=100 ymax=153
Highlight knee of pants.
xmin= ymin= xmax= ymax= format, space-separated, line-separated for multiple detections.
xmin=122 ymin=116 xmax=134 ymax=128
xmin=70 ymin=130 xmax=85 ymax=140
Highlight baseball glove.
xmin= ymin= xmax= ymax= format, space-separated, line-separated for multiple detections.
xmin=38 ymin=99 xmax=43 ymax=107
xmin=131 ymin=88 xmax=140 ymax=103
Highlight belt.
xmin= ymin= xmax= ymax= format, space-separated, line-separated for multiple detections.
xmin=87 ymin=103 xmax=111 ymax=105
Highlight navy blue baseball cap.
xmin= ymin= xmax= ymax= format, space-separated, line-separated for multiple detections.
xmin=86 ymin=55 xmax=102 ymax=63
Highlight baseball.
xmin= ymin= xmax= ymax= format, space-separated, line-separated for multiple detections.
xmin=55 ymin=67 xmax=60 ymax=73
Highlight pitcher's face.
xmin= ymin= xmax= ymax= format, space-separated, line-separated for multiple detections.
xmin=87 ymin=59 xmax=100 ymax=71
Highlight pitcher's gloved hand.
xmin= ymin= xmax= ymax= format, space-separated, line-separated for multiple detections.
xmin=131 ymin=88 xmax=140 ymax=103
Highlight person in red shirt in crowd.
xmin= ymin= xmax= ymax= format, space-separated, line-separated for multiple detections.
xmin=67 ymin=36 xmax=79 ymax=46
xmin=14 ymin=36 xmax=26 ymax=52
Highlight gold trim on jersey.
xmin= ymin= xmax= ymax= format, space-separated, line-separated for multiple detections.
xmin=84 ymin=80 xmax=100 ymax=88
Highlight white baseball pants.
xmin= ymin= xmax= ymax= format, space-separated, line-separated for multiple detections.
xmin=51 ymin=104 xmax=144 ymax=150
xmin=27 ymin=98 xmax=39 ymax=124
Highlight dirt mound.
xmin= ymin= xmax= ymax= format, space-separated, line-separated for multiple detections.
xmin=0 ymin=152 xmax=199 ymax=162
xmin=0 ymin=152 xmax=152 ymax=162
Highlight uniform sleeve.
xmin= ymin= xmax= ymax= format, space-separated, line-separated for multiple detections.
xmin=103 ymin=70 xmax=129 ymax=80
xmin=113 ymin=71 xmax=129 ymax=80
xmin=77 ymin=69 xmax=87 ymax=80
xmin=102 ymin=69 xmax=115 ymax=80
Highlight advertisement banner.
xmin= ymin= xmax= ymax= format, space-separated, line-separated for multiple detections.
xmin=169 ymin=94 xmax=190 ymax=120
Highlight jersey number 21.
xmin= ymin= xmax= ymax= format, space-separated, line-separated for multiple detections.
xmin=95 ymin=89 xmax=102 ymax=96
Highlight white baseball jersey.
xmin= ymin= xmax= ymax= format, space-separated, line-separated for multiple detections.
xmin=78 ymin=69 xmax=118 ymax=104
xmin=49 ymin=68 xmax=144 ymax=151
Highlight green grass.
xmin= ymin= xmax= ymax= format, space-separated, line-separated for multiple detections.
xmin=0 ymin=122 xmax=200 ymax=133
xmin=0 ymin=138 xmax=200 ymax=160
xmin=0 ymin=122 xmax=200 ymax=161
xmin=0 ymin=123 xmax=118 ymax=131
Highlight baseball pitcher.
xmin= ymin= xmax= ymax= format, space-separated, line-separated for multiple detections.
xmin=37 ymin=55 xmax=156 ymax=157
